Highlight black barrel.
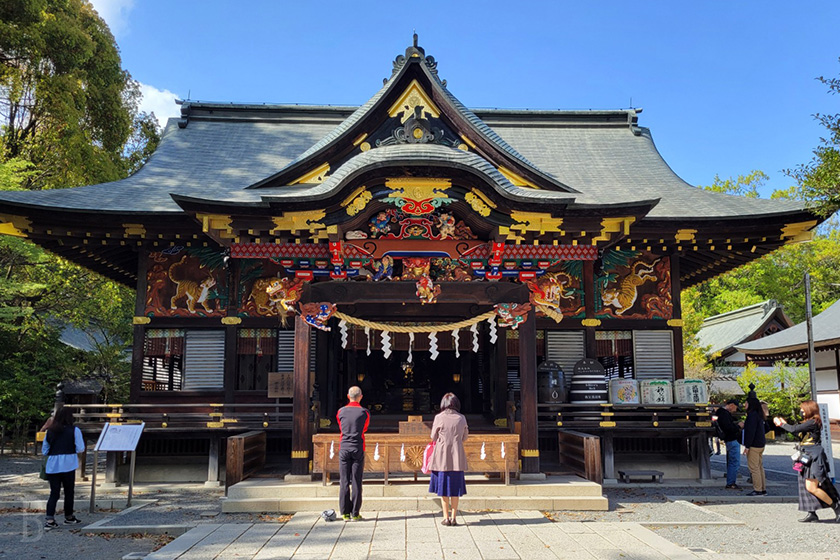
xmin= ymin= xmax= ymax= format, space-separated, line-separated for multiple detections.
xmin=537 ymin=361 xmax=566 ymax=403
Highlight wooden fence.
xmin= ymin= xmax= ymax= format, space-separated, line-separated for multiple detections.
xmin=557 ymin=430 xmax=602 ymax=484
xmin=225 ymin=430 xmax=267 ymax=494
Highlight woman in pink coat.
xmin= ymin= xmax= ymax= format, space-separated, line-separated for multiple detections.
xmin=428 ymin=393 xmax=469 ymax=526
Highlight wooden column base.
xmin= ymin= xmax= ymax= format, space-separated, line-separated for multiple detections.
xmin=521 ymin=450 xmax=540 ymax=474
xmin=291 ymin=454 xmax=310 ymax=476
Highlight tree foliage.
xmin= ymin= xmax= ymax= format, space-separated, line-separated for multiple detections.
xmin=0 ymin=0 xmax=160 ymax=446
xmin=786 ymin=58 xmax=840 ymax=217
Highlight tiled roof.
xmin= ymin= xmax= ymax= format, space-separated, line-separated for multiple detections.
xmin=696 ymin=300 xmax=790 ymax=356
xmin=0 ymin=104 xmax=809 ymax=220
xmin=736 ymin=299 xmax=840 ymax=355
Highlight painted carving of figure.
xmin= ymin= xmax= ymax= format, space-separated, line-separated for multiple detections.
xmin=601 ymin=259 xmax=660 ymax=315
xmin=494 ymin=302 xmax=532 ymax=330
xmin=437 ymin=212 xmax=456 ymax=239
xmin=369 ymin=211 xmax=392 ymax=237
xmin=371 ymin=255 xmax=394 ymax=281
xmin=265 ymin=277 xmax=304 ymax=312
xmin=145 ymin=264 xmax=168 ymax=311
xmin=401 ymin=257 xmax=430 ymax=280
xmin=167 ymin=256 xmax=217 ymax=314
xmin=300 ymin=302 xmax=336 ymax=331
xmin=416 ymin=275 xmax=441 ymax=304
xmin=248 ymin=277 xmax=285 ymax=315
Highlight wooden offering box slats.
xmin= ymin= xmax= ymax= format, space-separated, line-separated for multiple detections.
xmin=312 ymin=433 xmax=520 ymax=486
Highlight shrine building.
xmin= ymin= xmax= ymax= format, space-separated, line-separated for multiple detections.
xmin=0 ymin=39 xmax=821 ymax=482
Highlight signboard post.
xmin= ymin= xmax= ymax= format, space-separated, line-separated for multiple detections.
xmin=89 ymin=422 xmax=145 ymax=513
xmin=818 ymin=403 xmax=835 ymax=481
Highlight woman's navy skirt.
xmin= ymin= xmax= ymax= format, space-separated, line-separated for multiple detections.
xmin=429 ymin=470 xmax=467 ymax=497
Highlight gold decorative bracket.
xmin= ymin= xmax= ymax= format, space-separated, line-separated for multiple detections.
xmin=290 ymin=162 xmax=330 ymax=185
xmin=592 ymin=217 xmax=635 ymax=245
xmin=498 ymin=166 xmax=539 ymax=189
xmin=387 ymin=79 xmax=441 ymax=123
xmin=781 ymin=220 xmax=817 ymax=243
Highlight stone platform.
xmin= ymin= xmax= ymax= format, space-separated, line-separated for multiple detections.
xmin=221 ymin=475 xmax=608 ymax=513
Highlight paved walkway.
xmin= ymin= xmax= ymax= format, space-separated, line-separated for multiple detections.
xmin=145 ymin=510 xmax=704 ymax=560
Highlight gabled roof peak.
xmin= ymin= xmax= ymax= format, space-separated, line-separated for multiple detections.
xmin=391 ymin=33 xmax=443 ymax=85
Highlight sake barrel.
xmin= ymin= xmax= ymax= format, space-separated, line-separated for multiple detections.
xmin=569 ymin=358 xmax=608 ymax=404
xmin=537 ymin=361 xmax=567 ymax=403
xmin=609 ymin=378 xmax=640 ymax=404
xmin=674 ymin=378 xmax=708 ymax=404
xmin=640 ymin=379 xmax=673 ymax=405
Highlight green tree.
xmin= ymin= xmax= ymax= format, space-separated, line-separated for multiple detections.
xmin=0 ymin=0 xmax=146 ymax=188
xmin=0 ymin=0 xmax=160 ymax=443
xmin=786 ymin=58 xmax=840 ymax=217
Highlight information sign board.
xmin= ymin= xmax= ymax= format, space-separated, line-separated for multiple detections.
xmin=94 ymin=422 xmax=145 ymax=452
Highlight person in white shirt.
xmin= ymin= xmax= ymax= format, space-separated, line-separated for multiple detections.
xmin=42 ymin=407 xmax=85 ymax=528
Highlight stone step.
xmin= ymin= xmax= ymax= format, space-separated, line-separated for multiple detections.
xmin=226 ymin=476 xmax=604 ymax=500
xmin=221 ymin=494 xmax=609 ymax=513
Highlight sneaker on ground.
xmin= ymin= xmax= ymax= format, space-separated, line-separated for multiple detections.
xmin=725 ymin=484 xmax=741 ymax=490
xmin=746 ymin=490 xmax=767 ymax=496
xmin=351 ymin=514 xmax=363 ymax=521
xmin=44 ymin=519 xmax=58 ymax=529
xmin=342 ymin=514 xmax=351 ymax=521
xmin=63 ymin=517 xmax=82 ymax=524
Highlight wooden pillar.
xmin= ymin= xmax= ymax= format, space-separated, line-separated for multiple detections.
xmin=493 ymin=326 xmax=508 ymax=420
xmin=105 ymin=452 xmax=119 ymax=484
xmin=583 ymin=260 xmax=597 ymax=358
xmin=461 ymin=353 xmax=472 ymax=412
xmin=291 ymin=316 xmax=312 ymax=475
xmin=207 ymin=436 xmax=221 ymax=486
xmin=224 ymin=259 xmax=240 ymax=402
xmin=671 ymin=255 xmax=685 ymax=380
xmin=130 ymin=249 xmax=149 ymax=403
xmin=519 ymin=307 xmax=539 ymax=473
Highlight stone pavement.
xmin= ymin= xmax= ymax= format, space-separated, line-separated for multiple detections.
xmin=144 ymin=510 xmax=707 ymax=560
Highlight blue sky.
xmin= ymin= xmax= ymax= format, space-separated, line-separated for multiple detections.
xmin=91 ymin=1 xmax=840 ymax=198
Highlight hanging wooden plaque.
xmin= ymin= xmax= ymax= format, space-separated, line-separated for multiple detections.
xmin=268 ymin=372 xmax=293 ymax=398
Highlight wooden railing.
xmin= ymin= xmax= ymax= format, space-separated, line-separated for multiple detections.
xmin=538 ymin=402 xmax=713 ymax=431
xmin=557 ymin=430 xmax=602 ymax=484
xmin=63 ymin=403 xmax=294 ymax=431
xmin=226 ymin=430 xmax=267 ymax=494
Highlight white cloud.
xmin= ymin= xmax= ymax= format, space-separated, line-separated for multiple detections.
xmin=138 ymin=83 xmax=180 ymax=130
xmin=88 ymin=0 xmax=135 ymax=37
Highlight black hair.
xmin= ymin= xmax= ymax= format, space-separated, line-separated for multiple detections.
xmin=745 ymin=396 xmax=765 ymax=420
xmin=48 ymin=407 xmax=74 ymax=435
xmin=439 ymin=392 xmax=461 ymax=412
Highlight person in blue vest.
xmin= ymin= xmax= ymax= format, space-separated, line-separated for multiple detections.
xmin=42 ymin=407 xmax=85 ymax=529
xmin=336 ymin=386 xmax=370 ymax=521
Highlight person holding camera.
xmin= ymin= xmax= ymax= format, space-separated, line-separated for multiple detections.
xmin=774 ymin=400 xmax=840 ymax=522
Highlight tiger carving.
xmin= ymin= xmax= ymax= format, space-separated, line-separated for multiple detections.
xmin=601 ymin=259 xmax=660 ymax=315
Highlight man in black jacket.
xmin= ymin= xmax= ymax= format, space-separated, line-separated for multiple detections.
xmin=715 ymin=398 xmax=742 ymax=489
xmin=336 ymin=386 xmax=370 ymax=521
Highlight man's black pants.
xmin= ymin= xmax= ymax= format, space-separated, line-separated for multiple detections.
xmin=339 ymin=448 xmax=364 ymax=516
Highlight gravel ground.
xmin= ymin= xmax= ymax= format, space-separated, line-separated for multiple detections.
xmin=3 ymin=439 xmax=839 ymax=559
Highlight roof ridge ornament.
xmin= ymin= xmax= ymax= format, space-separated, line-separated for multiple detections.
xmin=390 ymin=33 xmax=442 ymax=82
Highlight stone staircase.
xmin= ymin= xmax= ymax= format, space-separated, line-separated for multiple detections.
xmin=221 ymin=475 xmax=608 ymax=512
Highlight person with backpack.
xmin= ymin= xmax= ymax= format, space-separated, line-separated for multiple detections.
xmin=715 ymin=399 xmax=742 ymax=489
xmin=42 ymin=407 xmax=85 ymax=528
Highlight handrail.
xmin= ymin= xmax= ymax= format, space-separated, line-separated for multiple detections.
xmin=62 ymin=403 xmax=293 ymax=431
